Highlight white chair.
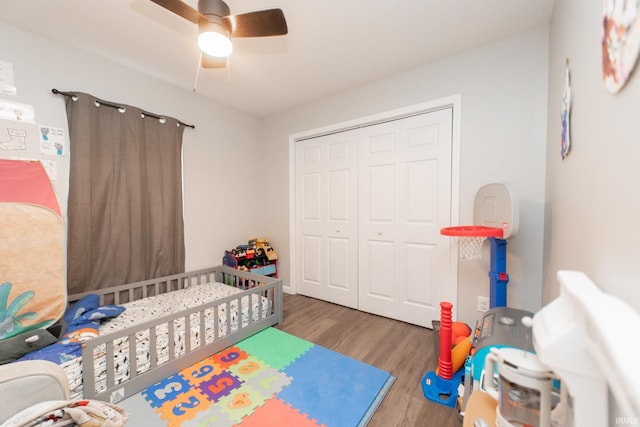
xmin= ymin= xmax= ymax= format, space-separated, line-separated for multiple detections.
xmin=0 ymin=360 xmax=70 ymax=424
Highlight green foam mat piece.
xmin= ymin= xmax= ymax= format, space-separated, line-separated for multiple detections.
xmin=236 ymin=328 xmax=313 ymax=370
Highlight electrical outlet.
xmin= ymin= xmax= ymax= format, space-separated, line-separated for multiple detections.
xmin=477 ymin=296 xmax=490 ymax=312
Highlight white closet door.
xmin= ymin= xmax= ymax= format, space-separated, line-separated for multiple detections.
xmin=295 ymin=130 xmax=359 ymax=308
xmin=358 ymin=108 xmax=453 ymax=327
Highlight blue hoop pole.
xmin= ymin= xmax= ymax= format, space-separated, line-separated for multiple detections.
xmin=488 ymin=237 xmax=509 ymax=308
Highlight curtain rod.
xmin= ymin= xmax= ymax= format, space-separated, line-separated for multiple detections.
xmin=51 ymin=88 xmax=195 ymax=129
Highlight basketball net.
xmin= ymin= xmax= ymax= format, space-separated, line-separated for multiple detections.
xmin=455 ymin=236 xmax=486 ymax=260
xmin=441 ymin=225 xmax=503 ymax=260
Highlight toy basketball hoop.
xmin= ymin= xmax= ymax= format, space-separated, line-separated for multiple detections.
xmin=443 ymin=183 xmax=519 ymax=260
xmin=441 ymin=225 xmax=504 ymax=260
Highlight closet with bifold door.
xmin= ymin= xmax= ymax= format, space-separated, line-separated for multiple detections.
xmin=295 ymin=107 xmax=454 ymax=327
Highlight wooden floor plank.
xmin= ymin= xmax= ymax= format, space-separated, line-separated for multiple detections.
xmin=276 ymin=294 xmax=462 ymax=427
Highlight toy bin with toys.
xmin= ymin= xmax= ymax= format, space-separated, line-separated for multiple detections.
xmin=223 ymin=238 xmax=278 ymax=288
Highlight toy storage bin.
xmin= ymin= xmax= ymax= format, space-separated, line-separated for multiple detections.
xmin=249 ymin=263 xmax=277 ymax=276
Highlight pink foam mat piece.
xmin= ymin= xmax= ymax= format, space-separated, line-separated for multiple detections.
xmin=237 ymin=397 xmax=324 ymax=427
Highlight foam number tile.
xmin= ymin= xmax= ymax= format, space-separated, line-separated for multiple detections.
xmin=197 ymin=371 xmax=242 ymax=402
xmin=238 ymin=361 xmax=260 ymax=375
xmin=143 ymin=373 xmax=192 ymax=408
xmin=259 ymin=374 xmax=280 ymax=391
xmin=211 ymin=346 xmax=247 ymax=369
xmin=227 ymin=392 xmax=252 ymax=409
xmin=249 ymin=367 xmax=292 ymax=396
xmin=216 ymin=385 xmax=266 ymax=423
xmin=181 ymin=357 xmax=223 ymax=385
xmin=157 ymin=386 xmax=206 ymax=426
xmin=228 ymin=355 xmax=267 ymax=381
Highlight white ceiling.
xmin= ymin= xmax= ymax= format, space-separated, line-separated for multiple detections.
xmin=0 ymin=0 xmax=555 ymax=117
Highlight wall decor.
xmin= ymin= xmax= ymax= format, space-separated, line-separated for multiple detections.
xmin=603 ymin=0 xmax=640 ymax=93
xmin=0 ymin=60 xmax=17 ymax=95
xmin=561 ymin=62 xmax=572 ymax=160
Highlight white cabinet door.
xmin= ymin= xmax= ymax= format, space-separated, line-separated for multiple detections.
xmin=358 ymin=108 xmax=453 ymax=327
xmin=295 ymin=130 xmax=359 ymax=308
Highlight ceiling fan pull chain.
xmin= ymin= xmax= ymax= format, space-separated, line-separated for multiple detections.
xmin=194 ymin=51 xmax=203 ymax=92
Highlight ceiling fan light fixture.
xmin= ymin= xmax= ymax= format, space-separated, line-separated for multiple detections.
xmin=197 ymin=21 xmax=232 ymax=57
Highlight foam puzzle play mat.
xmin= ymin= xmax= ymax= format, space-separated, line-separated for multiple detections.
xmin=139 ymin=327 xmax=395 ymax=426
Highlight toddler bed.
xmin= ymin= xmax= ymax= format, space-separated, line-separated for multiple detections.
xmin=21 ymin=266 xmax=282 ymax=404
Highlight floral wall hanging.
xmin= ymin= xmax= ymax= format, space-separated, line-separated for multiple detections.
xmin=602 ymin=0 xmax=640 ymax=93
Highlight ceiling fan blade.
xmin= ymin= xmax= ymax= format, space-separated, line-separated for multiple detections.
xmin=202 ymin=54 xmax=227 ymax=69
xmin=149 ymin=0 xmax=203 ymax=24
xmin=224 ymin=9 xmax=288 ymax=37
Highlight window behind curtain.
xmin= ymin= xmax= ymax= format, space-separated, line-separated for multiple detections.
xmin=65 ymin=92 xmax=185 ymax=294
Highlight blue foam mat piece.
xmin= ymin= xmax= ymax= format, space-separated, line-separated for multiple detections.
xmin=278 ymin=345 xmax=395 ymax=426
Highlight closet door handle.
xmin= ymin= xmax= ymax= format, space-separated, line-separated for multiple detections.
xmin=377 ymin=231 xmax=382 ymax=236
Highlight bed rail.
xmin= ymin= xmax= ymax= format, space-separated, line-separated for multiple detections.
xmin=71 ymin=266 xmax=283 ymax=403
xmin=69 ymin=267 xmax=221 ymax=305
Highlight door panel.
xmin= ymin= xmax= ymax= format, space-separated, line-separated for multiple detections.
xmin=405 ymin=243 xmax=435 ymax=305
xmin=359 ymin=108 xmax=453 ymax=327
xmin=301 ymin=235 xmax=321 ymax=284
xmin=366 ymin=240 xmax=395 ymax=299
xmin=296 ymin=131 xmax=359 ymax=308
xmin=328 ymin=236 xmax=350 ymax=291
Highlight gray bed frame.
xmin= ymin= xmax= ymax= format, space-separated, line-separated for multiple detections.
xmin=67 ymin=265 xmax=283 ymax=403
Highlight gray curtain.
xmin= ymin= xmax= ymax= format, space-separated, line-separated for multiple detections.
xmin=65 ymin=92 xmax=185 ymax=294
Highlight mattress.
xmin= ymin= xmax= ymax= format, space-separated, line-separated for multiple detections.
xmin=61 ymin=281 xmax=269 ymax=399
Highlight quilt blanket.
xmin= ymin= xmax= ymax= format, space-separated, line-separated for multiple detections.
xmin=0 ymin=160 xmax=64 ymax=344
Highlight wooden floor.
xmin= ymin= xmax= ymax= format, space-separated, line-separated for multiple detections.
xmin=276 ymin=293 xmax=462 ymax=427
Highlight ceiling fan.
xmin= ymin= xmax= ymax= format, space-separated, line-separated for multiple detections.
xmin=150 ymin=0 xmax=288 ymax=69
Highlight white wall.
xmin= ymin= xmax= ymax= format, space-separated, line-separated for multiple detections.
xmin=261 ymin=27 xmax=549 ymax=326
xmin=0 ymin=23 xmax=263 ymax=274
xmin=1 ymin=21 xmax=559 ymax=326
xmin=544 ymin=0 xmax=640 ymax=311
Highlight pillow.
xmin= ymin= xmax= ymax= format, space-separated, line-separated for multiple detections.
xmin=63 ymin=294 xmax=100 ymax=325
xmin=63 ymin=305 xmax=126 ymax=342
xmin=18 ymin=303 xmax=125 ymax=364
xmin=67 ymin=305 xmax=125 ymax=327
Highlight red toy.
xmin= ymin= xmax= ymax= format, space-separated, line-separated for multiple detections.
xmin=437 ymin=302 xmax=454 ymax=380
